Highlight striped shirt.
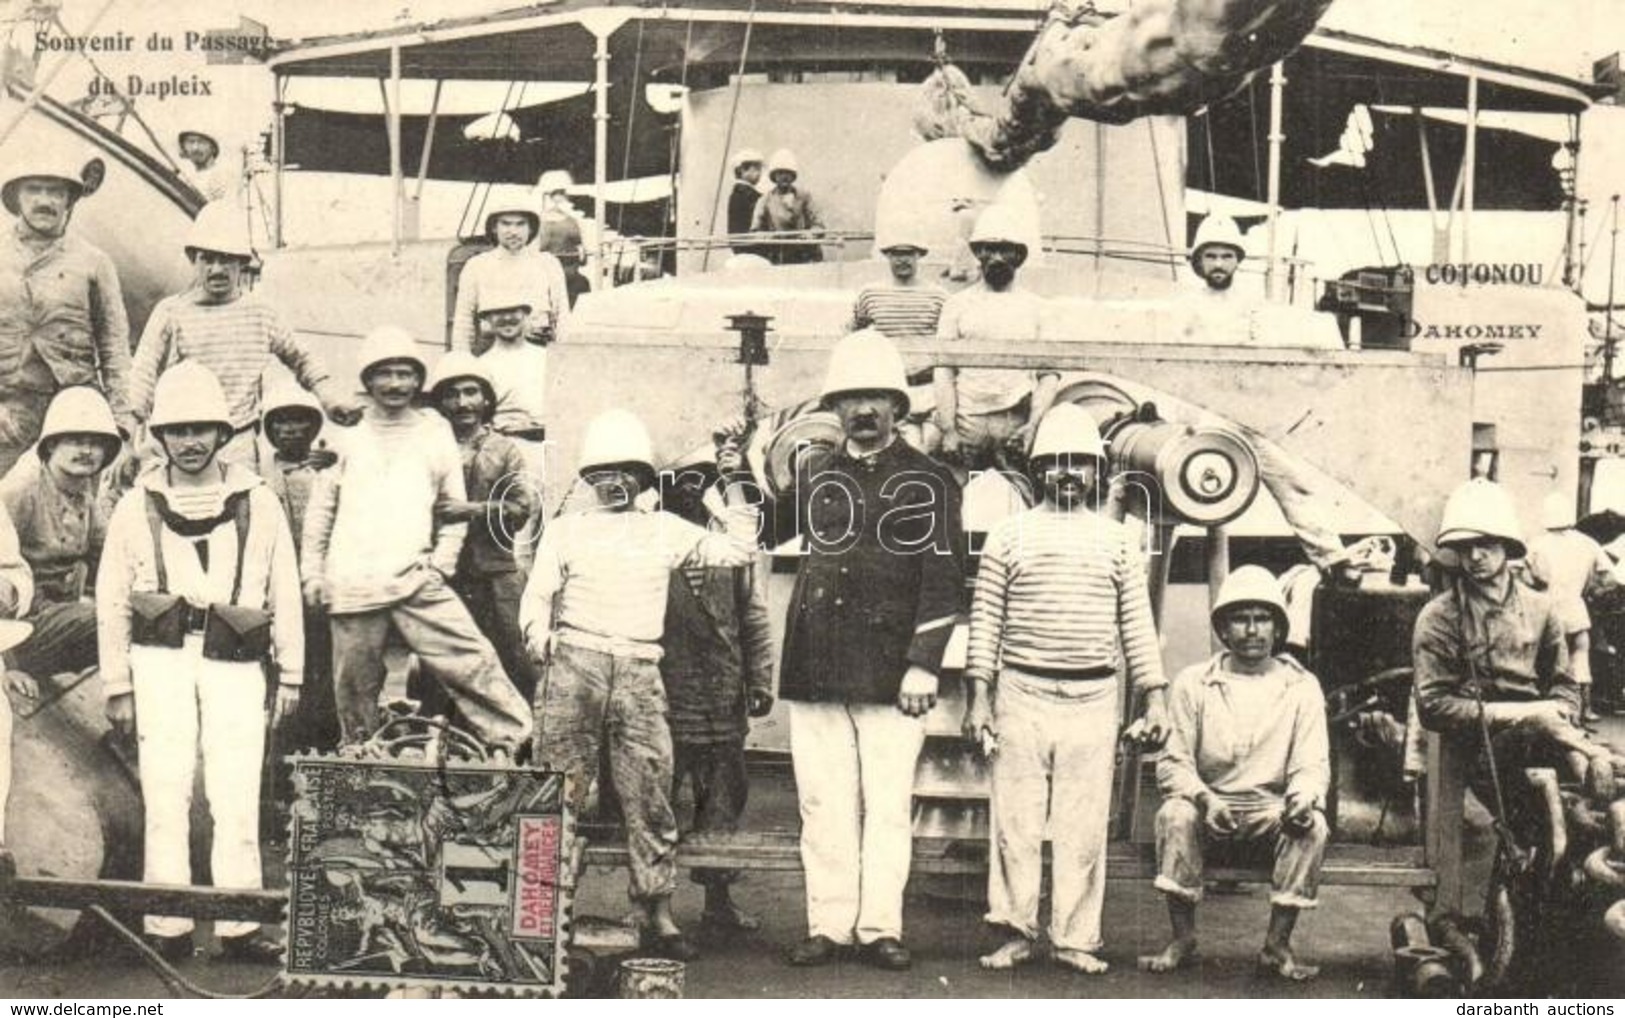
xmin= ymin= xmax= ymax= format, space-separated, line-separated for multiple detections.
xmin=966 ymin=504 xmax=1166 ymax=693
xmin=130 ymin=290 xmax=344 ymax=431
xmin=519 ymin=507 xmax=758 ymax=659
xmin=850 ymin=283 xmax=947 ymax=340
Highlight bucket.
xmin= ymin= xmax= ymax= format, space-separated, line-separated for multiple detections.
xmin=617 ymin=957 xmax=687 ymax=999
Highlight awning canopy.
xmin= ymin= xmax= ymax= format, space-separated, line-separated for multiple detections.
xmin=282 ymin=89 xmax=675 ymax=183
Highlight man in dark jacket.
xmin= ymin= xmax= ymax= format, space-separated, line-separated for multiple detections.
xmin=659 ymin=462 xmax=775 ymax=935
xmin=726 ymin=149 xmax=764 ymax=255
xmin=746 ymin=329 xmax=963 ymax=971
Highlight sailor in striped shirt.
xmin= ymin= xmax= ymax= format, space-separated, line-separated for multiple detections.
xmin=963 ymin=403 xmax=1169 ymax=975
xmin=129 ymin=203 xmax=361 ymax=471
xmin=849 ymin=239 xmax=947 ymax=341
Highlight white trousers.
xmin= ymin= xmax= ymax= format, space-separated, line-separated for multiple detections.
xmin=789 ymin=701 xmax=925 ymax=944
xmin=985 ymin=668 xmax=1118 ymax=953
xmin=132 ymin=637 xmax=267 ymax=938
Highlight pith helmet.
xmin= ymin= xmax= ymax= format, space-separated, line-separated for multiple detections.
xmin=184 ymin=201 xmax=255 ymax=261
xmin=148 ymin=361 xmax=233 ymax=434
xmin=536 ymin=169 xmax=575 ymax=195
xmin=969 ymin=204 xmax=1028 ymax=250
xmin=819 ymin=329 xmax=911 ymax=414
xmin=878 ymin=230 xmax=929 ymax=255
xmin=731 ymin=148 xmax=765 ymax=170
xmin=475 ymin=287 xmax=534 ymax=317
xmin=1541 ymin=490 xmax=1576 ymax=531
xmin=2 ymin=158 xmax=90 ymax=215
xmin=261 ymin=381 xmax=324 ymax=433
xmin=766 ymin=149 xmax=800 ymax=179
xmin=1029 ymin=403 xmax=1106 ymax=462
xmin=1437 ymin=478 xmax=1527 ymax=559
xmin=579 ymin=408 xmax=656 ymax=486
xmin=357 ymin=325 xmax=427 ymax=384
xmin=1190 ymin=215 xmax=1247 ymax=264
xmin=37 ymin=386 xmax=123 ymax=461
xmin=1210 ymin=564 xmax=1290 ymax=643
xmin=483 ymin=197 xmax=540 ymax=244
xmin=429 ymin=351 xmax=499 ymax=407
xmin=177 ymin=129 xmax=220 ymax=157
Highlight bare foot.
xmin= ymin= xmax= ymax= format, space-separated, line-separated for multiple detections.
xmin=978 ymin=938 xmax=1036 ymax=970
xmin=1137 ymin=937 xmax=1198 ymax=973
xmin=1257 ymin=947 xmax=1319 ymax=982
xmin=1054 ymin=948 xmax=1109 ymax=975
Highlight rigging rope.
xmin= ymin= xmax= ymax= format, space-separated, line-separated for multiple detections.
xmin=700 ymin=0 xmax=758 ymax=272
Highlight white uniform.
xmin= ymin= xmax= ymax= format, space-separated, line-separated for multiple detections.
xmin=96 ymin=463 xmax=303 ymax=937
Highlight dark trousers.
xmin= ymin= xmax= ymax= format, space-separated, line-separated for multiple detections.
xmin=454 ymin=571 xmax=541 ymax=704
xmin=4 ymin=599 xmax=98 ymax=676
xmin=672 ymin=739 xmax=750 ymax=887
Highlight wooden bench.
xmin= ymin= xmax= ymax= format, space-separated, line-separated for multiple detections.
xmin=579 ymin=830 xmax=1435 ymax=887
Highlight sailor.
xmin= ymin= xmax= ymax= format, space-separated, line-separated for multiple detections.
xmin=300 ymin=327 xmax=533 ymax=758
xmin=1138 ymin=565 xmax=1330 ymax=983
xmin=1527 ymin=490 xmax=1621 ymax=720
xmin=1188 ymin=214 xmax=1247 ymax=298
xmin=520 ymin=409 xmax=762 ymax=961
xmin=850 ymin=233 xmax=947 ymax=341
xmin=0 ymin=159 xmax=134 ymax=477
xmin=259 ymin=382 xmax=339 ymax=752
xmin=932 ymin=204 xmax=1059 ymax=476
xmin=657 ymin=459 xmax=776 ymax=936
xmin=96 ymin=360 xmax=302 ymax=964
xmin=129 ymin=202 xmax=362 ymax=471
xmin=535 ymin=170 xmax=593 ymax=306
xmin=0 ymin=508 xmax=33 ymax=889
xmin=751 ymin=149 xmax=825 ymax=265
xmin=1414 ymin=480 xmax=1616 ymax=843
xmin=727 ymin=149 xmax=766 ymax=254
xmin=765 ymin=329 xmax=964 ymax=971
xmin=962 ymin=403 xmax=1169 ymax=975
xmin=450 ymin=197 xmax=570 ymax=353
xmin=176 ymin=128 xmax=237 ymax=204
xmin=428 ymin=351 xmax=540 ymax=704
xmin=0 ymin=387 xmax=121 ymax=697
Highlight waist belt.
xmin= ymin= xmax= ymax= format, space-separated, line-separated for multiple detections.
xmin=499 ymin=426 xmax=547 ymax=442
xmin=1005 ymin=661 xmax=1116 ymax=681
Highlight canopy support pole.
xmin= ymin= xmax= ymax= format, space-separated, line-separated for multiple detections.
xmin=387 ymin=45 xmax=405 ymax=255
xmin=1264 ymin=61 xmax=1285 ymax=302
xmin=592 ymin=30 xmax=612 ymax=291
xmin=1462 ymin=73 xmax=1478 ymax=263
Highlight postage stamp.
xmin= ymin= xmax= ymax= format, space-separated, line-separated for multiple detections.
xmin=283 ymin=758 xmax=573 ymax=996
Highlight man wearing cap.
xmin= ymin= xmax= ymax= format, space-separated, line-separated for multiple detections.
xmin=748 ymin=329 xmax=962 ymax=970
xmin=428 ymin=351 xmax=539 ymax=703
xmin=1528 ymin=490 xmax=1621 ymax=720
xmin=0 ymin=159 xmax=134 ymax=477
xmin=933 ymin=204 xmax=1058 ymax=476
xmin=536 ymin=171 xmax=592 ymax=306
xmin=301 ymin=327 xmax=532 ymax=758
xmin=130 ymin=202 xmax=361 ymax=470
xmin=751 ymin=149 xmax=825 ymax=265
xmin=0 ymin=387 xmax=121 ymax=697
xmin=1415 ymin=479 xmax=1615 ymax=842
xmin=851 ymin=239 xmax=947 ymax=342
xmin=97 ymin=360 xmax=303 ymax=964
xmin=520 ymin=408 xmax=761 ymax=960
xmin=962 ymin=403 xmax=1168 ymax=975
xmin=727 ymin=150 xmax=765 ymax=255
xmin=177 ymin=129 xmax=236 ymax=204
xmin=450 ymin=198 xmax=569 ymax=353
xmin=1138 ymin=564 xmax=1330 ymax=982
